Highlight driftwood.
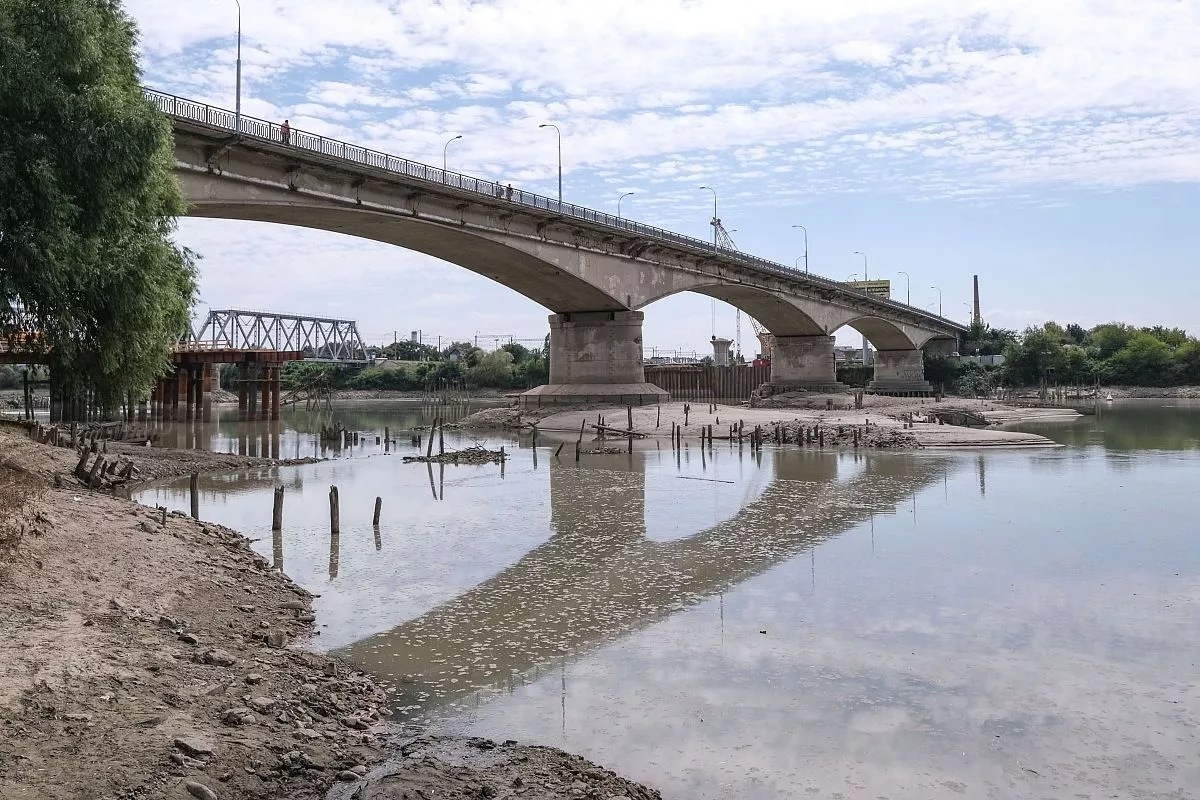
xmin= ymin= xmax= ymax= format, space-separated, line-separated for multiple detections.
xmin=589 ymin=423 xmax=647 ymax=439
xmin=404 ymin=445 xmax=505 ymax=465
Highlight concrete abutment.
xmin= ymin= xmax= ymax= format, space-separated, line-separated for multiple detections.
xmin=520 ymin=311 xmax=667 ymax=407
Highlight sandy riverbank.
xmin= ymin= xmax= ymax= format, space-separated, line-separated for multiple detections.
xmin=461 ymin=395 xmax=1076 ymax=449
xmin=0 ymin=425 xmax=662 ymax=800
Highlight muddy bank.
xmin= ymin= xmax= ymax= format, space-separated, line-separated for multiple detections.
xmin=0 ymin=426 xmax=662 ymax=800
xmin=332 ymin=736 xmax=660 ymax=800
xmin=531 ymin=399 xmax=1065 ymax=449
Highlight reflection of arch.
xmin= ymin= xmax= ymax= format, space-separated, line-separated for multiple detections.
xmin=836 ymin=316 xmax=919 ymax=351
xmin=635 ymin=283 xmax=823 ymax=336
xmin=339 ymin=449 xmax=949 ymax=713
xmin=184 ymin=198 xmax=624 ymax=313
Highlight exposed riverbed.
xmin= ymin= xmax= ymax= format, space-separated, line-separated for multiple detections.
xmin=134 ymin=399 xmax=1200 ymax=799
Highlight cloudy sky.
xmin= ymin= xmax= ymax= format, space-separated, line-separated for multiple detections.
xmin=125 ymin=0 xmax=1200 ymax=354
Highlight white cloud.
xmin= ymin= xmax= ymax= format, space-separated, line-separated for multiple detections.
xmin=124 ymin=0 xmax=1200 ymax=352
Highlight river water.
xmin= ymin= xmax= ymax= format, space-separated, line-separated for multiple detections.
xmin=137 ymin=400 xmax=1200 ymax=799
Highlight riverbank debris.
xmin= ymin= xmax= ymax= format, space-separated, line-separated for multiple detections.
xmin=403 ymin=445 xmax=506 ymax=465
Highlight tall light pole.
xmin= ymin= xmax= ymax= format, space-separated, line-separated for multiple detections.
xmin=851 ymin=252 xmax=871 ymax=365
xmin=539 ymin=123 xmax=562 ymax=203
xmin=699 ymin=186 xmax=717 ymax=251
xmin=792 ymin=224 xmax=808 ymax=273
xmin=617 ymin=191 xmax=635 ymax=218
xmin=233 ymin=0 xmax=242 ymax=133
xmin=897 ymin=270 xmax=911 ymax=305
xmin=853 ymin=250 xmax=869 ymax=282
xmin=442 ymin=134 xmax=462 ymax=173
xmin=930 ymin=285 xmax=943 ymax=317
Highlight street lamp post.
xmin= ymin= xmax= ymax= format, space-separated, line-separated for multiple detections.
xmin=792 ymin=225 xmax=808 ymax=273
xmin=698 ymin=186 xmax=718 ymax=251
xmin=538 ymin=123 xmax=562 ymax=203
xmin=930 ymin=286 xmax=943 ymax=317
xmin=618 ymin=191 xmax=635 ymax=218
xmin=442 ymin=134 xmax=462 ymax=173
xmin=851 ymin=252 xmax=871 ymax=365
xmin=853 ymin=250 xmax=869 ymax=282
xmin=233 ymin=0 xmax=242 ymax=133
xmin=897 ymin=270 xmax=911 ymax=305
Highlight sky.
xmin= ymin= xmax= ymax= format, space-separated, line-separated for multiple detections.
xmin=125 ymin=0 xmax=1200 ymax=355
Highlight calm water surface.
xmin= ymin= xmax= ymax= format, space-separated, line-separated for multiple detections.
xmin=137 ymin=400 xmax=1200 ymax=800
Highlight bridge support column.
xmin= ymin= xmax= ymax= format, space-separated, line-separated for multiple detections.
xmin=246 ymin=365 xmax=260 ymax=421
xmin=258 ymin=367 xmax=270 ymax=422
xmin=868 ymin=349 xmax=933 ymax=395
xmin=201 ymin=365 xmax=213 ymax=422
xmin=268 ymin=367 xmax=281 ymax=420
xmin=766 ymin=335 xmax=845 ymax=393
xmin=185 ymin=369 xmax=197 ymax=421
xmin=519 ymin=311 xmax=667 ymax=407
xmin=237 ymin=366 xmax=249 ymax=421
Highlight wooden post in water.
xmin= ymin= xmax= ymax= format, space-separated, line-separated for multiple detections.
xmin=656 ymin=405 xmax=661 ymax=428
xmin=627 ymin=405 xmax=633 ymax=433
xmin=272 ymin=487 xmax=284 ymax=530
xmin=329 ymin=486 xmax=340 ymax=536
xmin=438 ymin=419 xmax=445 ymax=456
xmin=372 ymin=496 xmax=382 ymax=526
xmin=384 ymin=427 xmax=390 ymax=452
xmin=426 ymin=419 xmax=436 ymax=458
xmin=87 ymin=456 xmax=106 ymax=488
xmin=189 ymin=472 xmax=199 ymax=520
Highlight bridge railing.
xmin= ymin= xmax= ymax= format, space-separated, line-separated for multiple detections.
xmin=147 ymin=88 xmax=963 ymax=332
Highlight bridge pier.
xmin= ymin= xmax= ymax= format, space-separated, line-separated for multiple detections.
xmin=766 ymin=335 xmax=846 ymax=393
xmin=519 ymin=311 xmax=667 ymax=407
xmin=868 ymin=349 xmax=933 ymax=395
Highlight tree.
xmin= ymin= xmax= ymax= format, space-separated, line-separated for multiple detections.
xmin=1089 ymin=323 xmax=1137 ymax=360
xmin=1104 ymin=333 xmax=1172 ymax=386
xmin=0 ymin=0 xmax=197 ymax=417
xmin=467 ymin=349 xmax=516 ymax=387
xmin=379 ymin=340 xmax=438 ymax=361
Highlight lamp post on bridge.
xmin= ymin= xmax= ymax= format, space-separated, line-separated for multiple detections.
xmin=698 ymin=185 xmax=718 ymax=252
xmin=538 ymin=123 xmax=562 ymax=203
xmin=853 ymin=250 xmax=869 ymax=282
xmin=442 ymin=134 xmax=462 ymax=173
xmin=231 ymin=0 xmax=242 ymax=133
xmin=618 ymin=191 xmax=635 ymax=218
xmin=792 ymin=224 xmax=808 ymax=274
xmin=930 ymin=286 xmax=943 ymax=317
xmin=897 ymin=270 xmax=911 ymax=305
xmin=851 ymin=252 xmax=871 ymax=366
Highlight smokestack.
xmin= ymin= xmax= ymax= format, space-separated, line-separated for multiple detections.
xmin=972 ymin=275 xmax=981 ymax=326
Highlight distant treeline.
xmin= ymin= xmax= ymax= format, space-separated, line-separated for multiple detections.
xmin=931 ymin=321 xmax=1200 ymax=392
xmin=276 ymin=340 xmax=550 ymax=392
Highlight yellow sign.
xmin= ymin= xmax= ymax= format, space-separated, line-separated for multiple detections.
xmin=846 ymin=280 xmax=891 ymax=300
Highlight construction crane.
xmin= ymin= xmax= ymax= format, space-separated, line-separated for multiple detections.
xmin=711 ymin=217 xmax=745 ymax=359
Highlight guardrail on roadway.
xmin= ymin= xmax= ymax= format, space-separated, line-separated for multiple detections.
xmin=146 ymin=88 xmax=964 ymax=332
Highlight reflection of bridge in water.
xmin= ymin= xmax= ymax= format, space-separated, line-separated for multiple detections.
xmin=341 ymin=448 xmax=950 ymax=715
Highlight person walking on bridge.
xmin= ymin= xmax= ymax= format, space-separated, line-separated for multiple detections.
xmin=505 ymin=183 xmax=513 ymax=201
xmin=280 ymin=119 xmax=291 ymax=145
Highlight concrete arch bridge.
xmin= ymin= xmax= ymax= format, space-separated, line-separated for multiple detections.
xmin=151 ymin=90 xmax=967 ymax=403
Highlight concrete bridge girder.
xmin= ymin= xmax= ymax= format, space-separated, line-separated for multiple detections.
xmin=174 ymin=130 xmax=964 ymax=399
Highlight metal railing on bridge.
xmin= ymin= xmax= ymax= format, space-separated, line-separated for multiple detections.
xmin=146 ymin=88 xmax=964 ymax=333
xmin=183 ymin=309 xmax=368 ymax=363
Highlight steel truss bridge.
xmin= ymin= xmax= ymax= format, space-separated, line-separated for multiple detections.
xmin=182 ymin=309 xmax=368 ymax=364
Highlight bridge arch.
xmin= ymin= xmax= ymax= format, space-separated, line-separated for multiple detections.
xmin=634 ymin=283 xmax=825 ymax=338
xmin=835 ymin=315 xmax=921 ymax=352
xmin=179 ymin=179 xmax=627 ymax=314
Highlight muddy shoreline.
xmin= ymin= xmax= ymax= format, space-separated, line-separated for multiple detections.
xmin=0 ymin=423 xmax=661 ymax=800
xmin=459 ymin=396 xmax=1077 ymax=448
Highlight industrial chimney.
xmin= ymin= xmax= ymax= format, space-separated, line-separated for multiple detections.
xmin=972 ymin=275 xmax=982 ymax=326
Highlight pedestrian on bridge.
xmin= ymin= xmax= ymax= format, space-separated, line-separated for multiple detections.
xmin=505 ymin=183 xmax=514 ymax=201
xmin=280 ymin=119 xmax=291 ymax=145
